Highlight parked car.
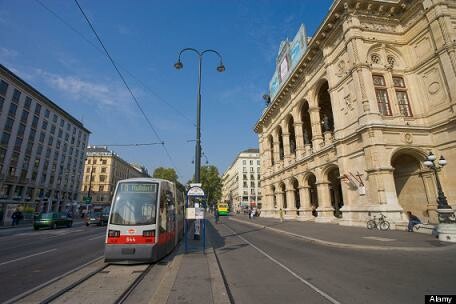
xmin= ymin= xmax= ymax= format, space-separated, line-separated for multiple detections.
xmin=33 ymin=212 xmax=73 ymax=230
xmin=85 ymin=211 xmax=109 ymax=226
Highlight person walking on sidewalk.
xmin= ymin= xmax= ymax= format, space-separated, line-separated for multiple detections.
xmin=11 ymin=209 xmax=23 ymax=226
xmin=407 ymin=211 xmax=421 ymax=232
xmin=214 ymin=210 xmax=219 ymax=224
xmin=279 ymin=208 xmax=284 ymax=223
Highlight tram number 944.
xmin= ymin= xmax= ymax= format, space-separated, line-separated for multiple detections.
xmin=126 ymin=237 xmax=136 ymax=243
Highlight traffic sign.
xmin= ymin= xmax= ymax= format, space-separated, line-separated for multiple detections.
xmin=84 ymin=196 xmax=92 ymax=204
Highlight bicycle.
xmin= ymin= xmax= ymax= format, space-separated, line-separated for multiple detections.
xmin=367 ymin=213 xmax=390 ymax=231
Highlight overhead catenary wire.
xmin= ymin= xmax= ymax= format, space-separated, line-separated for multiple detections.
xmin=92 ymin=142 xmax=164 ymax=147
xmin=34 ymin=0 xmax=195 ymax=127
xmin=73 ymin=0 xmax=182 ymax=178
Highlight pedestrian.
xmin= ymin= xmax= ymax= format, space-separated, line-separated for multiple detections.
xmin=406 ymin=211 xmax=421 ymax=232
xmin=279 ymin=208 xmax=284 ymax=223
xmin=214 ymin=210 xmax=219 ymax=224
xmin=11 ymin=209 xmax=22 ymax=226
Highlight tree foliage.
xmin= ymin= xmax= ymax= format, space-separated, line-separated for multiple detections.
xmin=152 ymin=167 xmax=185 ymax=192
xmin=192 ymin=165 xmax=222 ymax=207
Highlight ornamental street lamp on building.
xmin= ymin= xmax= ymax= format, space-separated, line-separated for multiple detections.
xmin=423 ymin=151 xmax=456 ymax=242
xmin=174 ymin=48 xmax=225 ymax=183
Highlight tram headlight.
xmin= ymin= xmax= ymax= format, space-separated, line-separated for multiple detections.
xmin=108 ymin=229 xmax=120 ymax=237
xmin=143 ymin=230 xmax=155 ymax=237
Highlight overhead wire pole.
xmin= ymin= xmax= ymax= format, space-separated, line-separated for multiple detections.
xmin=73 ymin=0 xmax=182 ymax=178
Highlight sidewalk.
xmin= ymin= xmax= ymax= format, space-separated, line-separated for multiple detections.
xmin=152 ymin=221 xmax=230 ymax=304
xmin=229 ymin=215 xmax=456 ymax=251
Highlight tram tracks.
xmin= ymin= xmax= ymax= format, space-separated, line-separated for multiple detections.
xmin=6 ymin=259 xmax=155 ymax=304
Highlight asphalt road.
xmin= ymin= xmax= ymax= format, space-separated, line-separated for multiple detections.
xmin=209 ymin=218 xmax=456 ymax=304
xmin=0 ymin=222 xmax=106 ymax=303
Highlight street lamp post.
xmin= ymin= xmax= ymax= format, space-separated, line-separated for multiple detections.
xmin=423 ymin=151 xmax=456 ymax=242
xmin=174 ymin=48 xmax=225 ymax=183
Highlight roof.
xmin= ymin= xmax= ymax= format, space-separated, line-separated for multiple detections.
xmin=0 ymin=64 xmax=91 ymax=134
xmin=241 ymin=148 xmax=259 ymax=153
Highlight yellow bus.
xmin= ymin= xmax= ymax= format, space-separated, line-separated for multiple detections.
xmin=217 ymin=203 xmax=229 ymax=216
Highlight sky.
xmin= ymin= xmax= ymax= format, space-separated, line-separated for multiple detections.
xmin=0 ymin=0 xmax=333 ymax=183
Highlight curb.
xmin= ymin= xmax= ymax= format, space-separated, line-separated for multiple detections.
xmin=228 ymin=217 xmax=456 ymax=252
xmin=207 ymin=247 xmax=231 ymax=304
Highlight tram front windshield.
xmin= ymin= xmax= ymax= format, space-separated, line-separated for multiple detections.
xmin=110 ymin=182 xmax=158 ymax=226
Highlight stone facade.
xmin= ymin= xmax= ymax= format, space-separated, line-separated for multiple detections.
xmin=0 ymin=64 xmax=90 ymax=225
xmin=254 ymin=0 xmax=456 ymax=228
xmin=80 ymin=146 xmax=148 ymax=206
xmin=222 ymin=149 xmax=262 ymax=211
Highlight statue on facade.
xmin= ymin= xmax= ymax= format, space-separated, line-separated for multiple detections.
xmin=303 ymin=129 xmax=310 ymax=145
xmin=322 ymin=114 xmax=331 ymax=132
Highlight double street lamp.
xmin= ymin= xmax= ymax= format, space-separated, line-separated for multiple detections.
xmin=423 ymin=151 xmax=456 ymax=242
xmin=174 ymin=48 xmax=225 ymax=183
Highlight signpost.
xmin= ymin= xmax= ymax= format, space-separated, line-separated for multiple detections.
xmin=185 ymin=184 xmax=206 ymax=253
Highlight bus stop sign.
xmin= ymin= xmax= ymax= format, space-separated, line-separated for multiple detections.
xmin=187 ymin=186 xmax=204 ymax=197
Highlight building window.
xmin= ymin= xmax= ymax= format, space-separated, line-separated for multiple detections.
xmin=0 ymin=80 xmax=8 ymax=96
xmin=0 ymin=96 xmax=4 ymax=113
xmin=53 ymin=114 xmax=57 ymax=123
xmin=44 ymin=108 xmax=50 ymax=118
xmin=50 ymin=124 xmax=56 ymax=134
xmin=34 ymin=103 xmax=41 ymax=115
xmin=393 ymin=76 xmax=412 ymax=117
xmin=99 ymin=175 xmax=106 ymax=182
xmin=21 ymin=110 xmax=29 ymax=123
xmin=48 ymin=136 xmax=53 ymax=146
xmin=4 ymin=117 xmax=14 ymax=132
xmin=32 ymin=115 xmax=39 ymax=128
xmin=373 ymin=75 xmax=392 ymax=116
xmin=99 ymin=185 xmax=104 ymax=192
xmin=17 ymin=123 xmax=26 ymax=137
xmin=24 ymin=97 xmax=32 ymax=110
xmin=8 ymin=103 xmax=17 ymax=117
xmin=14 ymin=137 xmax=22 ymax=152
xmin=250 ymin=167 xmax=254 ymax=172
xmin=250 ymin=160 xmax=253 ymax=165
xmin=12 ymin=89 xmax=21 ymax=103
xmin=1 ymin=132 xmax=10 ymax=145
xmin=101 ymin=167 xmax=107 ymax=173
xmin=242 ymin=160 xmax=246 ymax=165
xmin=243 ymin=167 xmax=246 ymax=173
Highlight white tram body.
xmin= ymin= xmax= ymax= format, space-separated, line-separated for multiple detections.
xmin=104 ymin=178 xmax=184 ymax=264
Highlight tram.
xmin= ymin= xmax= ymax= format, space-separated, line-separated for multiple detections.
xmin=217 ymin=202 xmax=229 ymax=216
xmin=104 ymin=178 xmax=184 ymax=264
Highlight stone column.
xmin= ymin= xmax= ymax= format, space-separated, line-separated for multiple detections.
xmin=285 ymin=179 xmax=296 ymax=219
xmin=293 ymin=122 xmax=305 ymax=159
xmin=315 ymin=181 xmax=335 ymax=222
xmin=272 ymin=131 xmax=280 ymax=168
xmin=291 ymin=107 xmax=304 ymax=159
xmin=282 ymin=131 xmax=291 ymax=163
xmin=275 ymin=190 xmax=283 ymax=218
xmin=298 ymin=186 xmax=313 ymax=220
xmin=309 ymin=106 xmax=323 ymax=152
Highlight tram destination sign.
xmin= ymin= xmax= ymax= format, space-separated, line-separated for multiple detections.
xmin=120 ymin=183 xmax=157 ymax=193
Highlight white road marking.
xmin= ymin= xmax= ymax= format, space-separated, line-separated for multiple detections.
xmin=362 ymin=236 xmax=395 ymax=242
xmin=223 ymin=223 xmax=342 ymax=304
xmin=0 ymin=249 xmax=57 ymax=266
xmin=2 ymin=256 xmax=104 ymax=304
xmin=89 ymin=234 xmax=105 ymax=241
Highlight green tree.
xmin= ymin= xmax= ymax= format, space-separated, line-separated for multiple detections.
xmin=153 ymin=167 xmax=185 ymax=192
xmin=191 ymin=165 xmax=222 ymax=208
xmin=153 ymin=167 xmax=178 ymax=183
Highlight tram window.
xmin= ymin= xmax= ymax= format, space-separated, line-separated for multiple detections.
xmin=159 ymin=184 xmax=168 ymax=232
xmin=110 ymin=182 xmax=158 ymax=226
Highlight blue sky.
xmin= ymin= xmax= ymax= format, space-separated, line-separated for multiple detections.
xmin=0 ymin=0 xmax=332 ymax=182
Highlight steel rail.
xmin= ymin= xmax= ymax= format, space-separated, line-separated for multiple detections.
xmin=114 ymin=264 xmax=155 ymax=304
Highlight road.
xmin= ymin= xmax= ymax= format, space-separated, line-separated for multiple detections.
xmin=0 ymin=222 xmax=106 ymax=303
xmin=209 ymin=217 xmax=456 ymax=304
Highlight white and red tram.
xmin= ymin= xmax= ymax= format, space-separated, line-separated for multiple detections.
xmin=104 ymin=178 xmax=184 ymax=264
